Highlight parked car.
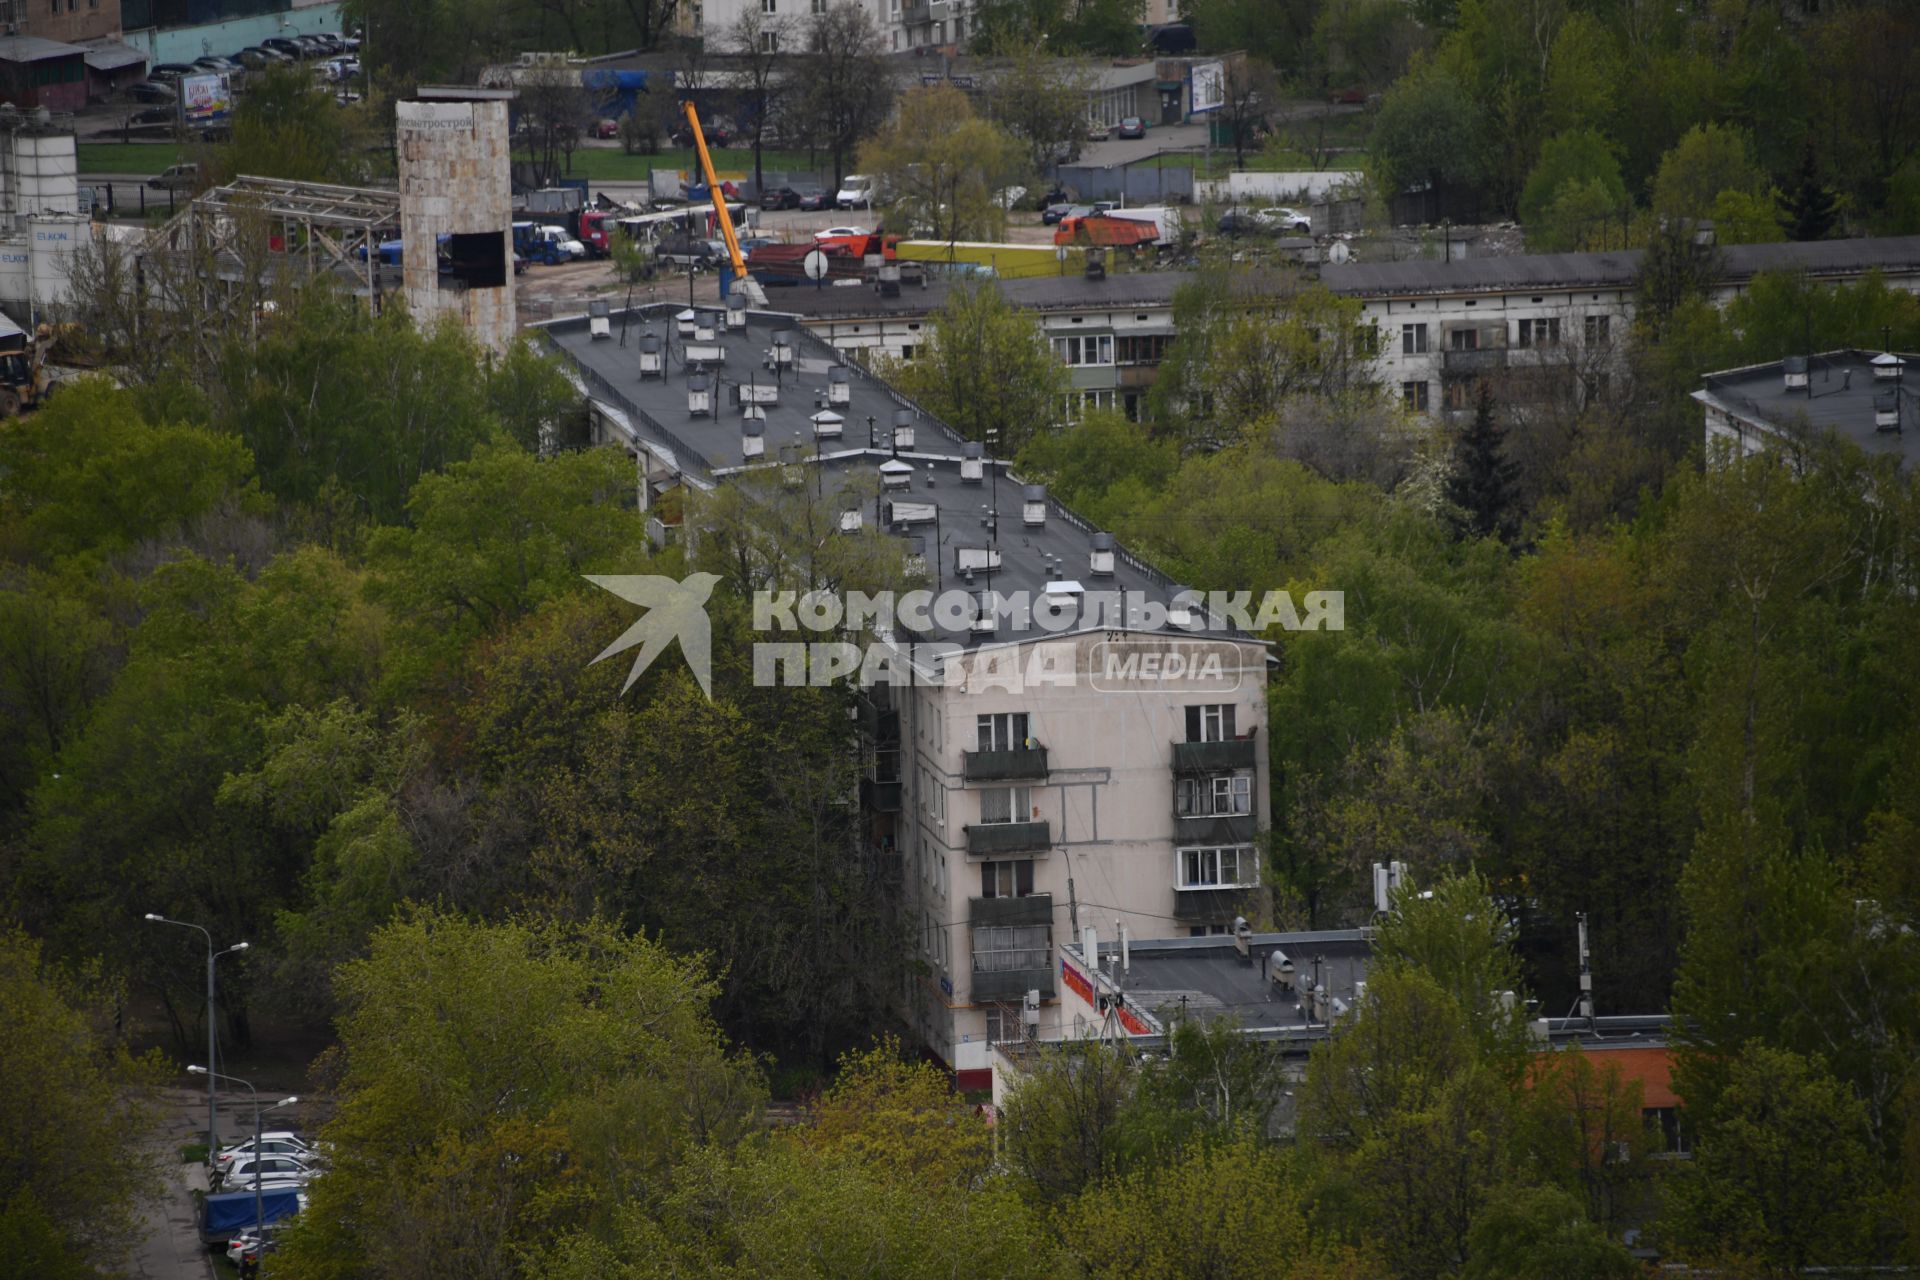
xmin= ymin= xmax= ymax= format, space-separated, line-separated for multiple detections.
xmin=322 ymin=57 xmax=361 ymax=81
xmin=147 ymin=163 xmax=199 ymax=191
xmin=1086 ymin=119 xmax=1109 ymax=141
xmin=814 ymin=225 xmax=868 ymax=242
xmin=236 ymin=47 xmax=290 ymax=68
xmin=1041 ymin=202 xmax=1075 ymax=225
xmin=1255 ymin=206 xmax=1312 ymax=233
xmin=215 ymin=1134 xmax=315 ymax=1175
xmin=218 ymin=1154 xmax=319 ymax=1190
xmin=262 ymin=37 xmax=309 ymax=59
xmin=759 ymin=185 xmax=805 ymax=211
xmin=1217 ymin=208 xmax=1260 ymax=235
xmin=835 ymin=174 xmax=878 ymax=209
xmin=193 ymin=56 xmax=243 ymax=75
xmin=148 ymin=62 xmax=198 ymax=84
xmin=592 ymin=117 xmax=620 ymax=139
xmin=1116 ymin=116 xmax=1146 ymax=139
xmin=654 ymin=235 xmax=721 ymax=267
xmin=795 ymin=185 xmax=831 ymax=211
xmin=671 ymin=122 xmax=729 ymax=147
xmin=127 ymin=81 xmax=177 ymax=104
xmin=128 ymin=107 xmax=175 ymax=126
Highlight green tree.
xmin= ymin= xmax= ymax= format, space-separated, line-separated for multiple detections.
xmin=983 ymin=43 xmax=1098 ymax=179
xmin=1370 ymin=59 xmax=1487 ymax=201
xmin=800 ymin=1039 xmax=991 ymax=1190
xmin=877 ymin=281 xmax=1068 ymax=454
xmin=1517 ymin=130 xmax=1626 ymax=242
xmin=1665 ymin=1043 xmax=1881 ymax=1269
xmin=997 ymin=1036 xmax=1142 ymax=1202
xmin=858 ymin=85 xmax=1024 ymax=244
xmin=277 ymin=911 xmax=765 ymax=1280
xmin=1461 ymin=1184 xmax=1638 ymax=1280
xmin=800 ymin=3 xmax=892 ymax=188
xmin=1013 ymin=409 xmax=1178 ymax=530
xmin=208 ymin=62 xmax=377 ymax=185
xmin=1650 ymin=122 xmax=1769 ymax=223
xmin=1784 ymin=137 xmax=1840 ymax=242
xmin=0 ymin=931 xmax=164 ymax=1276
xmin=1445 ymin=383 xmax=1522 ymax=543
xmin=1059 ymin=1135 xmax=1363 ymax=1280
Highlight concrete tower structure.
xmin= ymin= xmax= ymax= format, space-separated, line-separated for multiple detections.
xmin=396 ymin=86 xmax=516 ymax=354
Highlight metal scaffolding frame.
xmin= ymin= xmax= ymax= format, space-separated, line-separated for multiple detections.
xmin=144 ymin=174 xmax=402 ymax=304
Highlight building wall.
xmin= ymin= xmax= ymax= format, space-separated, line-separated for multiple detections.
xmin=397 ymin=96 xmax=516 ymax=355
xmin=0 ymin=57 xmax=87 ymax=112
xmin=14 ymin=0 xmax=125 ymax=45
xmin=897 ymin=630 xmax=1271 ymax=1082
xmin=122 ymin=1 xmax=339 ymax=64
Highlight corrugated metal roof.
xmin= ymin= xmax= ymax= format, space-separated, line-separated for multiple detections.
xmin=0 ymin=35 xmax=86 ymax=64
xmin=79 ymin=40 xmax=147 ymax=72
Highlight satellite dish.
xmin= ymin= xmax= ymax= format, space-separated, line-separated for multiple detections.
xmin=802 ymin=249 xmax=830 ymax=281
xmin=1327 ymin=241 xmax=1351 ymax=264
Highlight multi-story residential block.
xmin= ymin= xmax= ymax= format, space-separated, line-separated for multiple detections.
xmin=536 ymin=300 xmax=1282 ymax=1088
xmin=1693 ymin=348 xmax=1920 ymax=467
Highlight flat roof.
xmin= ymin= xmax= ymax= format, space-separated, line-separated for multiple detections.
xmin=1321 ymin=235 xmax=1920 ymax=298
xmin=1694 ymin=348 xmax=1920 ymax=465
xmin=1069 ymin=929 xmax=1372 ymax=1041
xmin=773 ymin=270 xmax=1195 ymax=321
xmin=412 ymin=85 xmax=516 ymax=101
xmin=539 ymin=303 xmax=1236 ymax=648
xmin=79 ymin=39 xmax=146 ymax=71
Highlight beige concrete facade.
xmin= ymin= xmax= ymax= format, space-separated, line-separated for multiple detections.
xmin=397 ymin=94 xmax=516 ymax=355
xmin=888 ymin=629 xmax=1270 ymax=1081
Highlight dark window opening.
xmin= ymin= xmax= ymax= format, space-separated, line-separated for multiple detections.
xmin=445 ymin=230 xmax=507 ymax=289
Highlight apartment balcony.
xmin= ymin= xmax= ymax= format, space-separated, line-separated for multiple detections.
xmin=971 ymin=964 xmax=1056 ymax=1002
xmin=1174 ymin=812 xmax=1257 ymax=845
xmin=963 ymin=744 xmax=1049 ymax=782
xmin=861 ymin=777 xmax=902 ymax=812
xmin=964 ymin=820 xmax=1050 ymax=856
xmin=1171 ymin=735 xmax=1257 ymax=773
xmin=1441 ymin=347 xmax=1508 ymax=376
xmin=1174 ymin=887 xmax=1255 ymax=921
xmin=970 ymin=893 xmax=1053 ymax=928
xmin=902 ymin=0 xmax=933 ymax=24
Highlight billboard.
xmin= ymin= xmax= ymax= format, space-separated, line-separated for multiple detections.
xmin=178 ymin=73 xmax=233 ymax=126
xmin=1190 ymin=60 xmax=1226 ymax=114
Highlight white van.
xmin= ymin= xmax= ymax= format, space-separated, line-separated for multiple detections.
xmin=836 ymin=174 xmax=878 ymax=209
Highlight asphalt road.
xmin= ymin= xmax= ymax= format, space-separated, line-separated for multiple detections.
xmin=128 ymin=1089 xmax=218 ymax=1280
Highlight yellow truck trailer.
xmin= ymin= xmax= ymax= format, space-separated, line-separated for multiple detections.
xmin=890 ymin=240 xmax=1085 ymax=280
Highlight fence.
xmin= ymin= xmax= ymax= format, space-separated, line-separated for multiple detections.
xmin=1056 ymin=163 xmax=1195 ymax=205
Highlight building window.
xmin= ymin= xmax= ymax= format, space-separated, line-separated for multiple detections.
xmin=1402 ymin=380 xmax=1429 ymax=411
xmin=1445 ymin=379 xmax=1476 ymax=411
xmin=1402 ymin=322 xmax=1428 ymax=354
xmin=1177 ymin=845 xmax=1258 ymax=889
xmin=1516 ymin=317 xmax=1561 ymax=348
xmin=1585 ymin=314 xmax=1611 ymax=346
xmin=1644 ymin=1107 xmax=1691 ymax=1156
xmin=1188 ymin=924 xmax=1229 ymax=937
xmin=1177 ymin=773 xmax=1251 ymax=816
xmin=980 ymin=786 xmax=1031 ymax=825
xmin=974 ymin=923 xmax=1049 ymax=973
xmin=980 ymin=858 xmax=1035 ymax=898
xmin=1117 ymin=333 xmax=1170 ymax=365
xmin=762 ymin=0 xmax=777 ymax=11
xmin=1052 ymin=334 xmax=1114 ymax=366
xmin=1449 ymin=327 xmax=1479 ymax=352
xmin=898 ymin=343 xmax=916 ymax=361
xmin=1354 ymin=324 xmax=1381 ymax=356
xmin=1185 ymin=703 xmax=1235 ymax=743
xmin=977 ymin=712 xmax=1030 ymax=751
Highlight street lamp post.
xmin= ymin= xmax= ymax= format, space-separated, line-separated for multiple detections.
xmin=144 ymin=915 xmax=247 ymax=1154
xmin=188 ymin=1066 xmax=296 ymax=1236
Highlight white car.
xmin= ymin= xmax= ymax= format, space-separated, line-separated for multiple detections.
xmin=215 ymin=1134 xmax=314 ymax=1174
xmin=219 ymin=1154 xmax=320 ymax=1189
xmin=814 ymin=226 xmax=868 ymax=241
xmin=835 ymin=174 xmax=877 ymax=209
xmin=527 ymin=224 xmax=588 ymax=260
xmin=1255 ymin=206 xmax=1313 ymax=234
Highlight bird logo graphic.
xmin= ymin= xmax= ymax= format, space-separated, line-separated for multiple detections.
xmin=584 ymin=572 xmax=721 ymax=697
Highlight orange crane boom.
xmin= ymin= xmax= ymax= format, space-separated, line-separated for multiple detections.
xmin=683 ymin=102 xmax=747 ymax=282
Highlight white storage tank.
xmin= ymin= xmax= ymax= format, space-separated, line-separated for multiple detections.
xmin=28 ymin=214 xmax=85 ymax=312
xmin=11 ymin=128 xmax=79 ymax=222
xmin=0 ymin=237 xmax=29 ymax=311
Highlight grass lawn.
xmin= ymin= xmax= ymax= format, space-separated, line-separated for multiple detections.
xmin=538 ymin=146 xmax=833 ymax=183
xmin=77 ymin=142 xmax=186 ymax=174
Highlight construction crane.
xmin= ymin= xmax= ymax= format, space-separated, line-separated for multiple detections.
xmin=682 ymin=102 xmax=768 ymax=307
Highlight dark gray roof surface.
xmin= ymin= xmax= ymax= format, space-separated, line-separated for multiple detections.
xmin=769 ymin=269 xmax=1194 ymax=320
xmin=1694 ymin=349 xmax=1920 ymax=465
xmin=0 ymin=36 xmax=84 ymax=63
xmin=540 ymin=303 xmax=1217 ymax=648
xmin=1321 ymin=235 xmax=1920 ymax=298
xmin=1075 ymin=930 xmax=1373 ymax=1036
